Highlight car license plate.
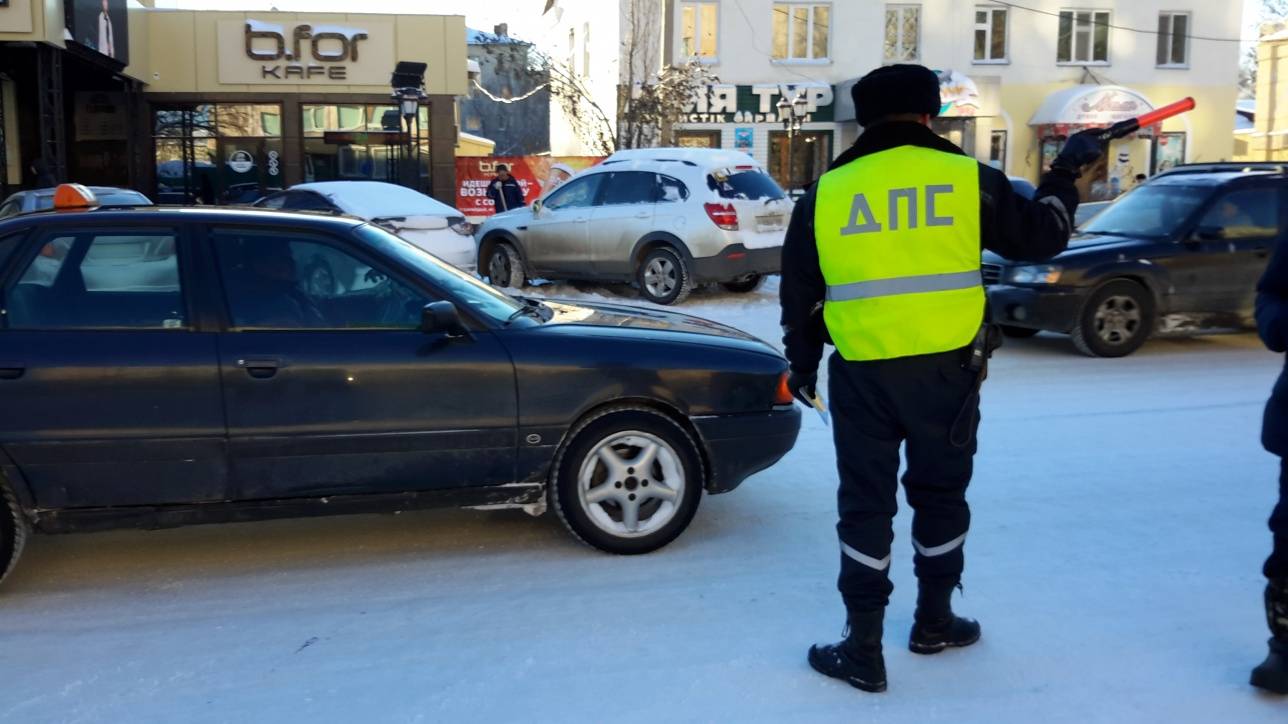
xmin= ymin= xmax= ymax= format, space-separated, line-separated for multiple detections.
xmin=755 ymin=214 xmax=784 ymax=231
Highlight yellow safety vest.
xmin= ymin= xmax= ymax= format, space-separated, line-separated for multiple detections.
xmin=814 ymin=145 xmax=984 ymax=361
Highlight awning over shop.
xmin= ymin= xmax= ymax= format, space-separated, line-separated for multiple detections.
xmin=1030 ymin=85 xmax=1157 ymax=137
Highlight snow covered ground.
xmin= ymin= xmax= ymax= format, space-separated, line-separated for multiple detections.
xmin=2 ymin=278 xmax=1286 ymax=723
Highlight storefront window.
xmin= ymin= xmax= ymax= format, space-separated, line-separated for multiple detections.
xmin=989 ymin=130 xmax=1007 ymax=171
xmin=676 ymin=130 xmax=721 ymax=148
xmin=769 ymin=130 xmax=832 ymax=192
xmin=153 ymin=104 xmax=282 ymax=205
xmin=301 ymin=104 xmax=430 ymax=188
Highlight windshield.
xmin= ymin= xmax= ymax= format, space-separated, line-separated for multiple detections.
xmin=707 ymin=170 xmax=786 ymax=201
xmin=1082 ymin=185 xmax=1210 ymax=238
xmin=353 ymin=224 xmax=522 ymax=324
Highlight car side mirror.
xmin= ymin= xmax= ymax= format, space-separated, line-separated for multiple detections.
xmin=531 ymin=199 xmax=543 ymax=216
xmin=1191 ymin=225 xmax=1224 ymax=242
xmin=420 ymin=301 xmax=468 ymax=337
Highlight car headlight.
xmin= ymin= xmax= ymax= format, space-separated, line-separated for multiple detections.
xmin=1006 ymin=264 xmax=1062 ymax=285
xmin=449 ymin=219 xmax=476 ymax=237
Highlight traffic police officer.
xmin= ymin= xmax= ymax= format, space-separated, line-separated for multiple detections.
xmin=779 ymin=64 xmax=1101 ymax=692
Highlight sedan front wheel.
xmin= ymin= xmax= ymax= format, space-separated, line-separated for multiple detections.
xmin=551 ymin=407 xmax=703 ymax=554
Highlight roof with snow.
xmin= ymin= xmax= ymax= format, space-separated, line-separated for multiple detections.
xmin=467 ymin=28 xmax=528 ymax=45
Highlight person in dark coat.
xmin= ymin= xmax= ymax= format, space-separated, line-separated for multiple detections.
xmin=1252 ymin=242 xmax=1288 ymax=694
xmin=486 ymin=164 xmax=525 ymax=213
xmin=781 ymin=64 xmax=1102 ymax=692
xmin=30 ymin=158 xmax=57 ymax=188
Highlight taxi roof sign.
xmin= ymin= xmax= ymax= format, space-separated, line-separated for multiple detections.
xmin=53 ymin=184 xmax=99 ymax=210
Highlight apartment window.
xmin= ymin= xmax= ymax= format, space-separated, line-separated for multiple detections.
xmin=772 ymin=3 xmax=831 ymax=61
xmin=567 ymin=28 xmax=576 ymax=74
xmin=1156 ymin=12 xmax=1189 ymax=67
xmin=680 ymin=1 xmax=719 ymax=60
xmin=974 ymin=6 xmax=1007 ymax=62
xmin=884 ymin=5 xmax=920 ymax=63
xmin=1057 ymin=10 xmax=1109 ymax=64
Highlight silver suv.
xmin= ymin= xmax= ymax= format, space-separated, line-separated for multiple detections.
xmin=474 ymin=148 xmax=791 ymax=304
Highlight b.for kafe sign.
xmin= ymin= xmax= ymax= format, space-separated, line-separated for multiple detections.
xmin=218 ymin=18 xmax=395 ymax=85
xmin=684 ymin=83 xmax=835 ymax=124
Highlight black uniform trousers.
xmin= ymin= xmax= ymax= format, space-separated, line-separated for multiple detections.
xmin=828 ymin=347 xmax=980 ymax=613
xmin=1267 ymin=459 xmax=1288 ymax=581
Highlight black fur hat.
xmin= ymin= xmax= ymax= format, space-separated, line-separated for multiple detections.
xmin=852 ymin=64 xmax=941 ymax=127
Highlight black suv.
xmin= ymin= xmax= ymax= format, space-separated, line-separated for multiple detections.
xmin=0 ymin=205 xmax=800 ymax=585
xmin=987 ymin=165 xmax=1286 ymax=357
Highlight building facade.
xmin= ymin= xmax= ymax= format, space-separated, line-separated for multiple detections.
xmin=1236 ymin=23 xmax=1288 ymax=162
xmin=0 ymin=2 xmax=467 ymax=203
xmin=539 ymin=0 xmax=1242 ymax=197
xmin=460 ymin=24 xmax=551 ymax=156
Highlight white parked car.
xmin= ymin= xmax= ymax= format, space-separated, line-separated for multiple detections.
xmin=254 ymin=181 xmax=476 ymax=271
xmin=475 ymin=148 xmax=792 ymax=305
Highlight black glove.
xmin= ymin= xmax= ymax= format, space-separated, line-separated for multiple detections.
xmin=1051 ymin=129 xmax=1104 ymax=176
xmin=787 ymin=370 xmax=817 ymax=407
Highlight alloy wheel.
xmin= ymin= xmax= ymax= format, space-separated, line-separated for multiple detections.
xmin=576 ymin=431 xmax=685 ymax=538
xmin=1094 ymin=295 xmax=1141 ymax=345
xmin=643 ymin=258 xmax=677 ymax=298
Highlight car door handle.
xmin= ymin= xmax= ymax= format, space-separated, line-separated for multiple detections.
xmin=0 ymin=362 xmax=24 ymax=380
xmin=1257 ymin=247 xmax=1271 ymax=259
xmin=237 ymin=358 xmax=282 ymax=379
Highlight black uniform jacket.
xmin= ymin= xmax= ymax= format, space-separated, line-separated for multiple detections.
xmin=1258 ymin=242 xmax=1288 ymax=456
xmin=779 ymin=121 xmax=1080 ymax=375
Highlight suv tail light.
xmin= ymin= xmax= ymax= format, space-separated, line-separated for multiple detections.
xmin=704 ymin=202 xmax=739 ymax=231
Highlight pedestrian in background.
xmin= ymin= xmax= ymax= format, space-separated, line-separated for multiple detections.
xmin=487 ymin=164 xmax=525 ymax=213
xmin=1252 ymin=241 xmax=1288 ymax=695
xmin=779 ymin=63 xmax=1101 ymax=693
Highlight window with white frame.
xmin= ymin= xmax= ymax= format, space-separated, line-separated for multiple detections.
xmin=884 ymin=5 xmax=921 ymax=63
xmin=680 ymin=1 xmax=719 ymax=60
xmin=1057 ymin=9 xmax=1110 ymax=64
xmin=772 ymin=3 xmax=831 ymax=61
xmin=567 ymin=28 xmax=576 ymax=74
xmin=1156 ymin=12 xmax=1189 ymax=67
xmin=974 ymin=6 xmax=1007 ymax=62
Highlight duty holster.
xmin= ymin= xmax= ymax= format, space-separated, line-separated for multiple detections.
xmin=949 ymin=323 xmax=1002 ymax=448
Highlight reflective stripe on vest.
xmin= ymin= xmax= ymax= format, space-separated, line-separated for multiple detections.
xmin=814 ymin=145 xmax=985 ymax=361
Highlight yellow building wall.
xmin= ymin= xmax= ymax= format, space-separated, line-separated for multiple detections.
xmin=1242 ymin=36 xmax=1288 ymax=162
xmin=997 ymin=84 xmax=1238 ymax=182
xmin=456 ymin=135 xmax=496 ymax=157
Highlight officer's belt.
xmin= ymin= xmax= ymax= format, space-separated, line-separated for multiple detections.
xmin=825 ymin=270 xmax=981 ymax=302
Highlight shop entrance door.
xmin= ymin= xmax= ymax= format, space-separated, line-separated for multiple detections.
xmin=152 ymin=104 xmax=283 ymax=205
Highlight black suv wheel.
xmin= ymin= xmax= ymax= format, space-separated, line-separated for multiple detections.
xmin=1071 ymin=279 xmax=1155 ymax=357
xmin=0 ymin=479 xmax=29 ymax=587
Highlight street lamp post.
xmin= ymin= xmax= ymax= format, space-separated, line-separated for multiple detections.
xmin=778 ymin=91 xmax=811 ymax=193
xmin=393 ymin=87 xmax=427 ymax=191
xmin=389 ymin=61 xmax=428 ymax=193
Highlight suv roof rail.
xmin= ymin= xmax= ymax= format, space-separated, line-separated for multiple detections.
xmin=1156 ymin=162 xmax=1287 ymax=176
xmin=600 ymin=158 xmax=699 ymax=167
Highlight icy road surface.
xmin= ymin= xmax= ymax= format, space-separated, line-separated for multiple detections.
xmin=2 ymin=278 xmax=1285 ymax=723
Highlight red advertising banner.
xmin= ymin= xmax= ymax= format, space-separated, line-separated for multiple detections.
xmin=456 ymin=156 xmax=604 ymax=218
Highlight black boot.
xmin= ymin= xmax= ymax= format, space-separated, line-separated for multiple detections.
xmin=808 ymin=609 xmax=887 ymax=693
xmin=1252 ymin=579 xmax=1288 ymax=695
xmin=909 ymin=578 xmax=981 ymax=655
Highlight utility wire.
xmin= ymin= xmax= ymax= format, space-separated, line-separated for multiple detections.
xmin=471 ymin=77 xmax=550 ymax=104
xmin=986 ymin=0 xmax=1259 ymax=43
